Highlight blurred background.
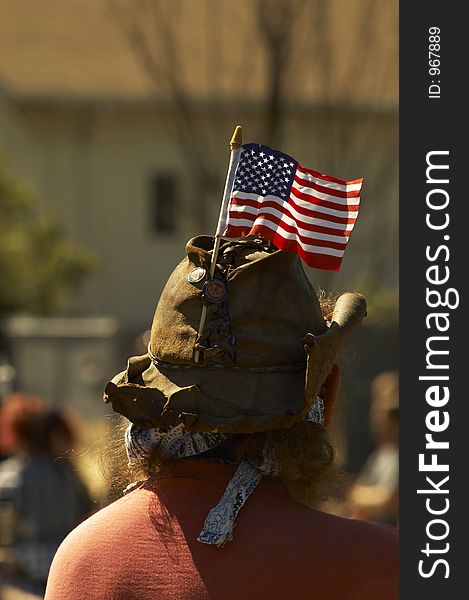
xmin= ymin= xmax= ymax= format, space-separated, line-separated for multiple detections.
xmin=0 ymin=0 xmax=398 ymax=595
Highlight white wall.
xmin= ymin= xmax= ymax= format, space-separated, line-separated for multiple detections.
xmin=1 ymin=100 xmax=398 ymax=333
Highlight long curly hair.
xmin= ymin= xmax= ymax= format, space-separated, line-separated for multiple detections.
xmin=106 ymin=418 xmax=337 ymax=508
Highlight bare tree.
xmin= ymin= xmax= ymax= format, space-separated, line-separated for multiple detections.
xmin=255 ymin=0 xmax=306 ymax=147
xmin=108 ymin=0 xmax=328 ymax=203
xmin=108 ymin=0 xmax=398 ymax=299
xmin=109 ymin=0 xmax=225 ymax=228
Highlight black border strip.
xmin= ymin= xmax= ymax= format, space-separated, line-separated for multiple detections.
xmin=400 ymin=3 xmax=465 ymax=596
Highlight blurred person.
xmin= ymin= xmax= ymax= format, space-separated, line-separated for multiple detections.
xmin=0 ymin=394 xmax=93 ymax=598
xmin=0 ymin=394 xmax=44 ymax=461
xmin=347 ymin=371 xmax=399 ymax=526
xmin=0 ymin=352 xmax=16 ymax=421
xmin=133 ymin=329 xmax=151 ymax=357
xmin=45 ymin=237 xmax=398 ymax=600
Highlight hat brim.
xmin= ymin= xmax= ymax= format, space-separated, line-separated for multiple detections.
xmin=104 ymin=354 xmax=310 ymax=433
xmin=104 ymin=293 xmax=367 ymax=433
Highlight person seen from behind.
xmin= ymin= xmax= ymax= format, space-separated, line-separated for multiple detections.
xmin=45 ymin=237 xmax=398 ymax=599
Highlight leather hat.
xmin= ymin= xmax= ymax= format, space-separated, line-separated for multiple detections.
xmin=104 ymin=235 xmax=366 ymax=433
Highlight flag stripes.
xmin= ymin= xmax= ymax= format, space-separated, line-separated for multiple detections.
xmin=230 ymin=194 xmax=356 ymax=228
xmin=222 ymin=143 xmax=363 ymax=271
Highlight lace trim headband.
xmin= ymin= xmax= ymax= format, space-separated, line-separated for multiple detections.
xmin=125 ymin=397 xmax=324 ymax=547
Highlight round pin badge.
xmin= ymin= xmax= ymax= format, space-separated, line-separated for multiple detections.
xmin=203 ymin=279 xmax=228 ymax=303
xmin=187 ymin=267 xmax=206 ymax=284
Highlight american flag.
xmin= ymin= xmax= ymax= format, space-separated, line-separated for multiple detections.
xmin=219 ymin=143 xmax=363 ymax=271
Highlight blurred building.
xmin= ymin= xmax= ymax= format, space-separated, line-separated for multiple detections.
xmin=0 ymin=0 xmax=398 ymax=335
xmin=1 ymin=3 xmax=398 ymax=465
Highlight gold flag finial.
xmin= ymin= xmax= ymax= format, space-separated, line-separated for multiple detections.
xmin=230 ymin=125 xmax=243 ymax=150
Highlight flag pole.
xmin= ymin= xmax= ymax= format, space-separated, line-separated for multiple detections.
xmin=194 ymin=125 xmax=243 ymax=364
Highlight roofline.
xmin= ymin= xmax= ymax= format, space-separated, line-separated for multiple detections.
xmin=4 ymin=94 xmax=399 ymax=114
xmin=1 ymin=79 xmax=397 ymax=115
xmin=13 ymin=96 xmax=399 ymax=116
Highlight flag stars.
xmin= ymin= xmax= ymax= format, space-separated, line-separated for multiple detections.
xmin=233 ymin=144 xmax=296 ymax=201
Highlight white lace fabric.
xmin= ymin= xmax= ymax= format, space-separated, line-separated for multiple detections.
xmin=125 ymin=397 xmax=324 ymax=547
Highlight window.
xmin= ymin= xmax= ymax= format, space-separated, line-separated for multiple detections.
xmin=149 ymin=173 xmax=178 ymax=234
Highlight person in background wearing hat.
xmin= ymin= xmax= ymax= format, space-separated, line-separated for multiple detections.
xmin=45 ymin=236 xmax=398 ymax=600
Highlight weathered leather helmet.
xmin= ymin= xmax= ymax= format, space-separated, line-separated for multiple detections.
xmin=104 ymin=236 xmax=366 ymax=433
